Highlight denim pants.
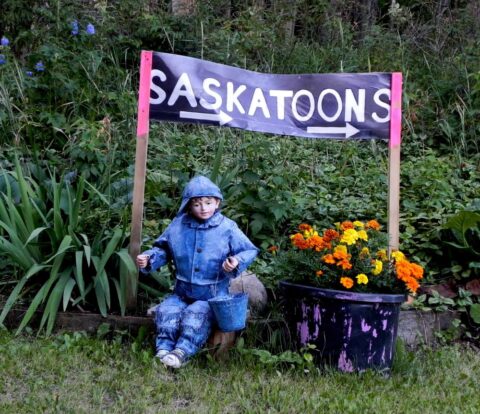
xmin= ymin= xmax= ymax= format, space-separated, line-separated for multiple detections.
xmin=155 ymin=279 xmax=229 ymax=358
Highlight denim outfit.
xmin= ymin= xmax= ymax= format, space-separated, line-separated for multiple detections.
xmin=141 ymin=176 xmax=258 ymax=359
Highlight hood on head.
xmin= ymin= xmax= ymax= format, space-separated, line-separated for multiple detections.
xmin=177 ymin=176 xmax=223 ymax=216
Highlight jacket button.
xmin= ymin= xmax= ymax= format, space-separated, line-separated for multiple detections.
xmin=194 ymin=267 xmax=200 ymax=272
xmin=196 ymin=248 xmax=202 ymax=253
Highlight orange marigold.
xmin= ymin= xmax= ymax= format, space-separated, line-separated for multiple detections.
xmin=410 ymin=263 xmax=424 ymax=279
xmin=405 ymin=276 xmax=420 ymax=294
xmin=333 ymin=248 xmax=350 ymax=261
xmin=395 ymin=260 xmax=412 ymax=281
xmin=316 ymin=270 xmax=324 ymax=277
xmin=291 ymin=233 xmax=309 ymax=250
xmin=308 ymin=235 xmax=329 ymax=251
xmin=365 ymin=220 xmax=381 ymax=230
xmin=298 ymin=223 xmax=312 ymax=232
xmin=340 ymin=277 xmax=354 ymax=289
xmin=337 ymin=259 xmax=353 ymax=270
xmin=323 ymin=254 xmax=336 ymax=264
xmin=323 ymin=229 xmax=340 ymax=242
xmin=267 ymin=245 xmax=279 ymax=253
xmin=340 ymin=221 xmax=354 ymax=230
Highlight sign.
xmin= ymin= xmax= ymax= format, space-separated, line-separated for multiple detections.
xmin=149 ymin=52 xmax=392 ymax=140
xmin=129 ymin=50 xmax=403 ymax=310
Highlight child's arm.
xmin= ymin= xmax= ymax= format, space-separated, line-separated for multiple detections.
xmin=226 ymin=223 xmax=259 ymax=276
xmin=137 ymin=228 xmax=171 ymax=274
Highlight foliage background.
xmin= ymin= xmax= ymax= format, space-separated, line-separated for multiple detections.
xmin=0 ymin=0 xmax=479 ymax=319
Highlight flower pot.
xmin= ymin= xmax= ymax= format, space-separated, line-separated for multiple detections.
xmin=280 ymin=281 xmax=406 ymax=372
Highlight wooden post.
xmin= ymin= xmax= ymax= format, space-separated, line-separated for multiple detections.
xmin=128 ymin=51 xmax=153 ymax=309
xmin=387 ymin=72 xmax=403 ymax=253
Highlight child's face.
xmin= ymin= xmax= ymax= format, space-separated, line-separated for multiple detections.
xmin=190 ymin=197 xmax=220 ymax=220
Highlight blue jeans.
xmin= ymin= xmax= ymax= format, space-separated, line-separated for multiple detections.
xmin=154 ymin=279 xmax=229 ymax=358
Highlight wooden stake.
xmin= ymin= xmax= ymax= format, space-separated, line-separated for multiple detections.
xmin=128 ymin=51 xmax=153 ymax=309
xmin=387 ymin=72 xmax=403 ymax=253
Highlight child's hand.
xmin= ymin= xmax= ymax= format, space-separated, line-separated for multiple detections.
xmin=136 ymin=254 xmax=150 ymax=268
xmin=222 ymin=256 xmax=238 ymax=273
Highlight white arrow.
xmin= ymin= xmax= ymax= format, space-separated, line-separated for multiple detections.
xmin=179 ymin=110 xmax=233 ymax=126
xmin=307 ymin=123 xmax=360 ymax=138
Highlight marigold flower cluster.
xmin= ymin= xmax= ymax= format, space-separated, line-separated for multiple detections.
xmin=283 ymin=220 xmax=424 ymax=295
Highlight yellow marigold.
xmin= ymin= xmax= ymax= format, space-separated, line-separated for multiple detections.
xmin=377 ymin=249 xmax=388 ymax=261
xmin=340 ymin=277 xmax=354 ymax=289
xmin=340 ymin=228 xmax=358 ymax=245
xmin=323 ymin=254 xmax=336 ymax=264
xmin=315 ymin=270 xmax=324 ymax=277
xmin=357 ymin=229 xmax=368 ymax=241
xmin=304 ymin=229 xmax=318 ymax=238
xmin=365 ymin=220 xmax=381 ymax=230
xmin=371 ymin=259 xmax=383 ymax=275
xmin=360 ymin=247 xmax=370 ymax=258
xmin=391 ymin=250 xmax=406 ymax=262
xmin=353 ymin=220 xmax=364 ymax=228
xmin=356 ymin=273 xmax=369 ymax=284
xmin=340 ymin=221 xmax=355 ymax=230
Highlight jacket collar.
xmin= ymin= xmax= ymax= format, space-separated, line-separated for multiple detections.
xmin=182 ymin=211 xmax=224 ymax=228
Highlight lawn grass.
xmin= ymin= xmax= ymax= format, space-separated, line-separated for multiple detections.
xmin=1 ymin=330 xmax=479 ymax=414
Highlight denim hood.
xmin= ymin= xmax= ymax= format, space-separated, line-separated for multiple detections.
xmin=177 ymin=176 xmax=223 ymax=216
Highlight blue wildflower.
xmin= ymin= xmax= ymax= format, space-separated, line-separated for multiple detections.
xmin=25 ymin=70 xmax=33 ymax=77
xmin=35 ymin=61 xmax=45 ymax=72
xmin=86 ymin=23 xmax=95 ymax=35
xmin=1 ymin=36 xmax=10 ymax=46
xmin=71 ymin=20 xmax=79 ymax=36
xmin=0 ymin=54 xmax=5 ymax=65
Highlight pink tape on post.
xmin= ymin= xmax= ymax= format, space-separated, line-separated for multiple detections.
xmin=136 ymin=51 xmax=153 ymax=137
xmin=389 ymin=72 xmax=403 ymax=148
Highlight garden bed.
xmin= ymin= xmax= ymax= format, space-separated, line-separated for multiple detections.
xmin=2 ymin=307 xmax=459 ymax=349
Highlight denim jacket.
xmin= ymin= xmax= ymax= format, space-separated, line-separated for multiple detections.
xmin=141 ymin=176 xmax=258 ymax=285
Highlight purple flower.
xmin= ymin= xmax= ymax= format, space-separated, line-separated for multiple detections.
xmin=71 ymin=20 xmax=79 ymax=36
xmin=25 ymin=70 xmax=33 ymax=77
xmin=34 ymin=61 xmax=45 ymax=72
xmin=1 ymin=36 xmax=10 ymax=46
xmin=86 ymin=23 xmax=95 ymax=35
xmin=0 ymin=54 xmax=5 ymax=65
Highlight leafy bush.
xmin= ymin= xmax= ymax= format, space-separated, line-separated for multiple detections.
xmin=0 ymin=158 xmax=136 ymax=334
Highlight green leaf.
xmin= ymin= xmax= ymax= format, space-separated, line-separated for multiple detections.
xmin=0 ymin=276 xmax=29 ymax=325
xmin=63 ymin=278 xmax=77 ymax=311
xmin=24 ymin=226 xmax=48 ymax=246
xmin=15 ymin=284 xmax=49 ymax=335
xmin=25 ymin=264 xmax=50 ymax=279
xmin=40 ymin=270 xmax=72 ymax=335
xmin=470 ymin=304 xmax=480 ymax=324
xmin=75 ymin=250 xmax=86 ymax=299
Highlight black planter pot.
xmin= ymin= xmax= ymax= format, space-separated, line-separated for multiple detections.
xmin=280 ymin=281 xmax=406 ymax=372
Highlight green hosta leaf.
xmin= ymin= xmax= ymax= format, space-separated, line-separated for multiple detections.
xmin=470 ymin=304 xmax=480 ymax=324
xmin=444 ymin=210 xmax=480 ymax=247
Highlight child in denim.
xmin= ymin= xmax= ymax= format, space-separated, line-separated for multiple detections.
xmin=137 ymin=176 xmax=258 ymax=368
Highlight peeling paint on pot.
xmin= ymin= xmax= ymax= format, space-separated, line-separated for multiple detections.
xmin=280 ymin=281 xmax=406 ymax=372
